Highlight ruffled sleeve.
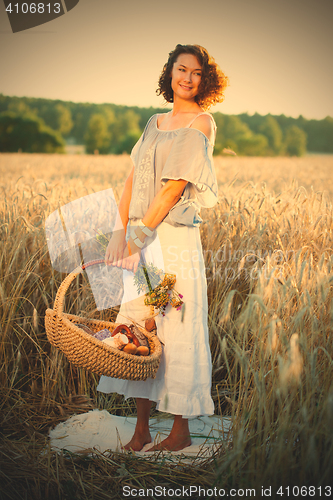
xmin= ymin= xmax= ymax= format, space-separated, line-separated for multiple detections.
xmin=130 ymin=134 xmax=144 ymax=166
xmin=160 ymin=128 xmax=218 ymax=208
xmin=130 ymin=114 xmax=156 ymax=166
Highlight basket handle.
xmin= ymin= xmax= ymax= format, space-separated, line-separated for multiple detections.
xmin=53 ymin=259 xmax=106 ymax=316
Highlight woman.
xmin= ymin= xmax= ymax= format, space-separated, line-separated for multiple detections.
xmin=97 ymin=44 xmax=228 ymax=452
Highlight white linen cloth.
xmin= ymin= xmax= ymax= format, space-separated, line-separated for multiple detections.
xmin=49 ymin=409 xmax=232 ymax=459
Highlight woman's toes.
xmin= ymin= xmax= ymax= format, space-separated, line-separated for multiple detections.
xmin=145 ymin=435 xmax=191 ymax=452
xmin=123 ymin=432 xmax=152 ymax=452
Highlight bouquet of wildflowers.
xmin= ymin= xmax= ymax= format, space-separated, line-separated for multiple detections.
xmin=94 ymin=231 xmax=184 ymax=317
xmin=134 ymin=263 xmax=184 ymax=317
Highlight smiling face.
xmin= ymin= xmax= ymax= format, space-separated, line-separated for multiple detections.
xmin=170 ymin=53 xmax=202 ymax=103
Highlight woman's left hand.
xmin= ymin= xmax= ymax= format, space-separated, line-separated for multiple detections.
xmin=121 ymin=236 xmax=141 ymax=273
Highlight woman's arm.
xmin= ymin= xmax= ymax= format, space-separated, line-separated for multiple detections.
xmin=142 ymin=179 xmax=188 ymax=228
xmin=105 ymin=166 xmax=134 ymax=266
xmin=116 ymin=165 xmax=134 ymax=230
xmin=120 ymin=116 xmax=213 ymax=272
xmin=121 ymin=179 xmax=188 ymax=272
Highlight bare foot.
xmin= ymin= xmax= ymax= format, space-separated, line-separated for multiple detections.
xmin=123 ymin=430 xmax=152 ymax=452
xmin=145 ymin=434 xmax=191 ymax=452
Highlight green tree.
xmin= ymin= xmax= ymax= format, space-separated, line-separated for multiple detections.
xmin=223 ymin=115 xmax=250 ymax=142
xmin=56 ymin=104 xmax=73 ymax=136
xmin=84 ymin=113 xmax=111 ymax=154
xmin=8 ymin=100 xmax=36 ymax=116
xmin=259 ymin=115 xmax=283 ymax=155
xmin=238 ymin=112 xmax=264 ymax=133
xmin=210 ymin=112 xmax=225 ymax=155
xmin=284 ymin=125 xmax=307 ymax=156
xmin=116 ymin=131 xmax=141 ymax=155
xmin=40 ymin=103 xmax=73 ymax=137
xmin=237 ymin=133 xmax=268 ymax=156
xmin=215 ymin=115 xmax=269 ymax=156
xmin=303 ymin=116 xmax=333 ymax=152
xmin=71 ymin=106 xmax=92 ymax=143
xmin=0 ymin=112 xmax=64 ymax=153
xmin=109 ymin=110 xmax=141 ymax=153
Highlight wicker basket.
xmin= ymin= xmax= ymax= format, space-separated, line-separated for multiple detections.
xmin=45 ymin=259 xmax=162 ymax=381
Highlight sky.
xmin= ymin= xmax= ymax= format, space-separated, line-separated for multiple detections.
xmin=0 ymin=0 xmax=332 ymax=120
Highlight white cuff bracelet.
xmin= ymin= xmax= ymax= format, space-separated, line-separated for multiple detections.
xmin=138 ymin=220 xmax=155 ymax=237
xmin=130 ymin=227 xmax=145 ymax=248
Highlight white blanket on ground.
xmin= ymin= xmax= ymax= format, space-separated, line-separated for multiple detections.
xmin=49 ymin=410 xmax=232 ymax=459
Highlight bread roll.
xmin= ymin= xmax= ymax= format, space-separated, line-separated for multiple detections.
xmin=137 ymin=346 xmax=149 ymax=356
xmin=145 ymin=318 xmax=156 ymax=332
xmin=123 ymin=343 xmax=138 ymax=355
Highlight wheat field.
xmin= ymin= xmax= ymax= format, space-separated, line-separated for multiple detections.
xmin=1 ymin=152 xmax=333 ymax=499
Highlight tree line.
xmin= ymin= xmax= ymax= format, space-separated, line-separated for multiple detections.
xmin=0 ymin=94 xmax=332 ymax=156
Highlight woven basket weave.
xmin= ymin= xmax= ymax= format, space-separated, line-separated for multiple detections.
xmin=45 ymin=259 xmax=162 ymax=381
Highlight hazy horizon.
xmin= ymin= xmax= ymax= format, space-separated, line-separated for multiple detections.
xmin=2 ymin=91 xmax=332 ymax=121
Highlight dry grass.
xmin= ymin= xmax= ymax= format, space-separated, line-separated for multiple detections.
xmin=1 ymin=152 xmax=333 ymax=499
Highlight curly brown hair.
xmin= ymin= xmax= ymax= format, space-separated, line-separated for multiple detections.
xmin=156 ymin=44 xmax=229 ymax=111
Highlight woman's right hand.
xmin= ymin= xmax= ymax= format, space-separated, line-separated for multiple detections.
xmin=105 ymin=230 xmax=127 ymax=267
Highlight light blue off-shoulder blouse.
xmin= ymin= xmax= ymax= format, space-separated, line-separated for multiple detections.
xmin=128 ymin=113 xmax=218 ymax=227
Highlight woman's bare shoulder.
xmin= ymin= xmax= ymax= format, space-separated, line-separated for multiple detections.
xmin=190 ymin=114 xmax=215 ymax=140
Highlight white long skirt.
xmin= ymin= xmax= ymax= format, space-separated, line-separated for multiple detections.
xmin=97 ymin=222 xmax=214 ymax=418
